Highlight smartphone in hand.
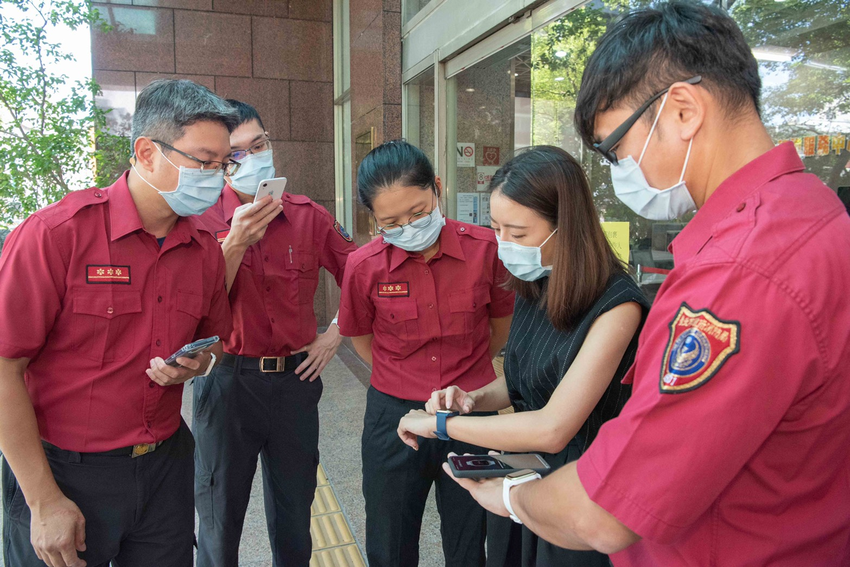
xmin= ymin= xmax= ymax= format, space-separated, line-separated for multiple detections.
xmin=164 ymin=336 xmax=219 ymax=367
xmin=254 ymin=177 xmax=287 ymax=204
xmin=447 ymin=453 xmax=550 ymax=478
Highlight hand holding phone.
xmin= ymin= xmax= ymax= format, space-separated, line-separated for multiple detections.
xmin=165 ymin=336 xmax=219 ymax=367
xmin=447 ymin=453 xmax=550 ymax=478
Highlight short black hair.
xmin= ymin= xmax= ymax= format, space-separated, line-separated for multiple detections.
xmin=356 ymin=140 xmax=435 ymax=210
xmin=226 ymin=99 xmax=265 ymax=131
xmin=575 ymin=1 xmax=761 ymax=149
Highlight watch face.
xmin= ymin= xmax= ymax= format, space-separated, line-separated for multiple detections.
xmin=505 ymin=469 xmax=537 ymax=481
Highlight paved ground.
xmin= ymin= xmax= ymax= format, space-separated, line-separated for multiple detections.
xmin=0 ymin=343 xmax=447 ymax=566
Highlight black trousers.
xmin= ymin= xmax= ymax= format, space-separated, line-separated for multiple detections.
xmin=193 ymin=358 xmax=322 ymax=567
xmin=2 ymin=420 xmax=194 ymax=567
xmin=362 ymin=386 xmax=489 ymax=567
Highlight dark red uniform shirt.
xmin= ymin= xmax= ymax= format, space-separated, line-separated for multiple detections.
xmin=338 ymin=219 xmax=515 ymax=401
xmin=0 ymin=172 xmax=232 ymax=452
xmin=577 ymin=144 xmax=850 ymax=565
xmin=201 ymin=187 xmax=356 ymax=357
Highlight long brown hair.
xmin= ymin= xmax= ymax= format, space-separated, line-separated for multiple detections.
xmin=491 ymin=145 xmax=624 ymax=331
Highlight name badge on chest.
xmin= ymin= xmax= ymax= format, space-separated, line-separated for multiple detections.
xmin=86 ymin=265 xmax=131 ymax=285
xmin=377 ymin=282 xmax=409 ymax=298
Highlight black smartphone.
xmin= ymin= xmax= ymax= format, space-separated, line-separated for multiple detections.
xmin=164 ymin=336 xmax=219 ymax=367
xmin=448 ymin=453 xmax=551 ymax=478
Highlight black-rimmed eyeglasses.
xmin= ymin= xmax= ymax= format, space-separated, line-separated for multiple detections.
xmin=152 ymin=139 xmax=241 ymax=176
xmin=593 ymin=76 xmax=702 ymax=165
xmin=375 ymin=190 xmax=437 ymax=237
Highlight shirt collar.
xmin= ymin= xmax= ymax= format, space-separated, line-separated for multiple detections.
xmin=387 ymin=218 xmax=466 ymax=272
xmin=671 ymin=142 xmax=804 ymax=263
xmin=107 ymin=170 xmax=206 ymax=245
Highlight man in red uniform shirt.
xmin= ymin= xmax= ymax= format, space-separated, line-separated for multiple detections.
xmin=0 ymin=79 xmax=236 ymax=567
xmin=444 ymin=3 xmax=850 ymax=565
xmin=194 ymin=101 xmax=356 ymax=567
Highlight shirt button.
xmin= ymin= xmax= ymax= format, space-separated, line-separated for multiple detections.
xmin=736 ymin=203 xmax=746 ymax=212
xmin=431 ymin=356 xmax=437 ymax=362
xmin=157 ymin=296 xmax=163 ymax=303
xmin=156 ymin=339 xmax=162 ymax=346
xmin=146 ymin=421 xmax=152 ymax=428
xmin=301 ymin=263 xmax=306 ymax=269
xmin=428 ymin=303 xmax=434 ymax=309
xmin=459 ymin=227 xmax=465 ymax=232
xmin=271 ymin=318 xmax=275 ymax=324
xmin=106 ymin=307 xmax=114 ymax=314
xmin=94 ymin=191 xmax=102 ymax=198
xmin=424 ymin=269 xmax=429 ymax=275
xmin=265 ymin=256 xmax=270 ymax=262
xmin=473 ymin=302 xmax=477 ymax=308
xmin=149 ymin=382 xmax=155 ymax=389
xmin=266 ymin=286 xmax=271 ymax=292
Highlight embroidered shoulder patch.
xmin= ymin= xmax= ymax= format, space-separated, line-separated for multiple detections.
xmin=215 ymin=229 xmax=230 ymax=243
xmin=660 ymin=303 xmax=740 ymax=394
xmin=334 ymin=221 xmax=353 ymax=242
xmin=377 ymin=282 xmax=409 ymax=297
xmin=87 ymin=265 xmax=131 ymax=285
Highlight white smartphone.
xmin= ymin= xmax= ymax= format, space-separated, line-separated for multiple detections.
xmin=254 ymin=177 xmax=287 ymax=204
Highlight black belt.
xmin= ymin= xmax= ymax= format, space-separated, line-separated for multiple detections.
xmin=221 ymin=352 xmax=308 ymax=373
xmin=42 ymin=438 xmax=165 ymax=459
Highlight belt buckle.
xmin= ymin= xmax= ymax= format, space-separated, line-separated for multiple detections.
xmin=260 ymin=357 xmax=283 ymax=373
xmin=131 ymin=443 xmax=157 ymax=458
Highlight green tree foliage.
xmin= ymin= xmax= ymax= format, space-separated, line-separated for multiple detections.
xmin=0 ymin=0 xmax=126 ymax=227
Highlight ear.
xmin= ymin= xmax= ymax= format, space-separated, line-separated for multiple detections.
xmin=434 ymin=176 xmax=444 ymax=199
xmin=667 ymin=81 xmax=705 ymax=142
xmin=133 ymin=137 xmax=158 ymax=173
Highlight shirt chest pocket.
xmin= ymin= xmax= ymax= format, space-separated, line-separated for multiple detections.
xmin=375 ymin=298 xmax=420 ymax=357
xmin=72 ymin=290 xmax=143 ymax=363
xmin=448 ymin=285 xmax=492 ymax=337
xmin=282 ymin=250 xmax=319 ymax=305
xmin=172 ymin=290 xmax=207 ymax=345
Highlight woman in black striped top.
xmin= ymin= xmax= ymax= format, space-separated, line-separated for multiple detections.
xmin=397 ymin=146 xmax=650 ymax=567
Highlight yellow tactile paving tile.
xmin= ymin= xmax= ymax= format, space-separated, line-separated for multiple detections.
xmin=309 ymin=544 xmax=367 ymax=567
xmin=310 ymin=512 xmax=356 ymax=549
xmin=311 ymin=485 xmax=341 ymax=516
xmin=316 ymin=463 xmax=329 ymax=487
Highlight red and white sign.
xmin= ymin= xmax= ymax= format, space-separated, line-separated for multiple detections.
xmin=476 ymin=166 xmax=499 ymax=191
xmin=482 ymin=146 xmax=500 ymax=166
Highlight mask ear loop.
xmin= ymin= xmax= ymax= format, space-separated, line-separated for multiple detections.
xmin=638 ymin=93 xmax=669 ymax=166
xmin=678 ymin=137 xmax=694 ymax=184
xmin=538 ymin=228 xmax=558 ymax=249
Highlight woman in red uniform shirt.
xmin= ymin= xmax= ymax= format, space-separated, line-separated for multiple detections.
xmin=338 ymin=140 xmax=514 ymax=567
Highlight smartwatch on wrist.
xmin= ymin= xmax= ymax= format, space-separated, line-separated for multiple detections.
xmin=503 ymin=469 xmax=541 ymax=524
xmin=433 ymin=409 xmax=459 ymax=441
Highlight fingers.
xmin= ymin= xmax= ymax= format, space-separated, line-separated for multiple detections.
xmin=396 ymin=421 xmax=419 ymax=450
xmin=427 ymin=391 xmax=443 ymax=414
xmin=75 ymin=514 xmax=86 ymax=552
xmin=445 ymin=386 xmax=456 ymax=412
xmin=146 ymin=357 xmax=195 ymax=386
xmin=299 ymin=358 xmax=322 ymax=382
xmin=294 ymin=351 xmax=316 ymax=377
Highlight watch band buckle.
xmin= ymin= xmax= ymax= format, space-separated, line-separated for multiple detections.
xmin=260 ymin=357 xmax=284 ymax=373
xmin=131 ymin=443 xmax=158 ymax=458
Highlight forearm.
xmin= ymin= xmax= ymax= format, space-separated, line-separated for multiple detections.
xmin=446 ymin=406 xmax=578 ymax=453
xmin=468 ymin=375 xmax=512 ymax=412
xmin=221 ymin=240 xmax=248 ymax=292
xmin=512 ymin=462 xmax=640 ymax=553
xmin=0 ymin=360 xmax=63 ymax=507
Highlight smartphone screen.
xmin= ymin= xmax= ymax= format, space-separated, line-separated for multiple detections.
xmin=449 ymin=453 xmax=549 ymax=475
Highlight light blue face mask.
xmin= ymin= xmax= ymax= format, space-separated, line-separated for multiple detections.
xmin=497 ymin=229 xmax=557 ymax=281
xmin=133 ymin=144 xmax=225 ymax=217
xmin=382 ymin=204 xmax=446 ymax=252
xmin=228 ymin=150 xmax=276 ymax=195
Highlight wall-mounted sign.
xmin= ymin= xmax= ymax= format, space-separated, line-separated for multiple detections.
xmin=457 ymin=143 xmax=475 ymax=167
xmin=482 ymin=146 xmax=500 ymax=166
xmin=476 ymin=166 xmax=499 ymax=192
xmin=457 ymin=192 xmax=478 ymax=224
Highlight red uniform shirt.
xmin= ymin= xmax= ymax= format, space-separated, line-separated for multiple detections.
xmin=338 ymin=218 xmax=515 ymax=401
xmin=201 ymin=187 xmax=356 ymax=357
xmin=577 ymin=143 xmax=850 ymax=565
xmin=0 ymin=172 xmax=232 ymax=452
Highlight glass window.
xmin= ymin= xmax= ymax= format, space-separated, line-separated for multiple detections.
xmin=403 ymin=0 xmax=433 ymax=25
xmin=334 ymin=0 xmax=353 ymax=232
xmin=448 ymin=0 xmax=849 ymax=300
xmin=405 ymin=66 xmax=436 ymax=165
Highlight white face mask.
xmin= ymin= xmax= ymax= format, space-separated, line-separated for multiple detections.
xmin=133 ymin=144 xmax=224 ymax=217
xmin=381 ymin=204 xmax=446 ymax=252
xmin=496 ymin=229 xmax=557 ymax=282
xmin=228 ymin=150 xmax=276 ymax=195
xmin=609 ymin=92 xmax=697 ymax=221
